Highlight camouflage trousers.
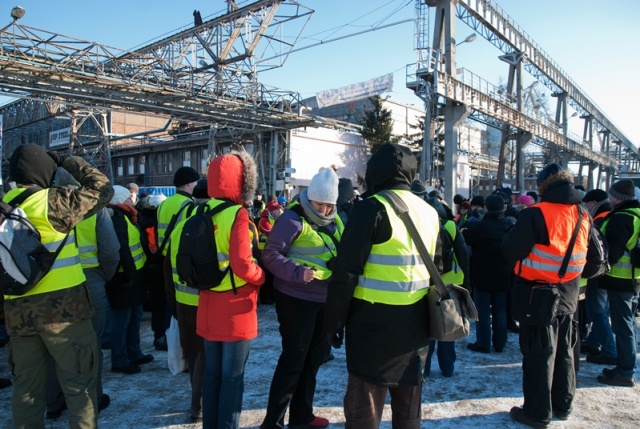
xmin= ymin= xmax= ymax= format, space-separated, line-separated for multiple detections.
xmin=5 ymin=284 xmax=98 ymax=429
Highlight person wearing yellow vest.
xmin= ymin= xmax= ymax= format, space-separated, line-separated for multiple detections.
xmin=503 ymin=163 xmax=591 ymax=427
xmin=45 ymin=207 xmax=120 ymax=419
xmin=325 ymin=144 xmax=439 ymax=429
xmin=595 ymin=179 xmax=639 ymax=388
xmin=3 ymin=144 xmax=114 ymax=429
xmin=261 ymin=167 xmax=343 ymax=429
xmin=165 ymin=179 xmax=209 ymax=423
xmin=105 ymin=185 xmax=152 ymax=375
xmin=257 ymin=200 xmax=283 ymax=306
xmin=424 ymin=195 xmax=470 ymax=378
xmin=194 ymin=150 xmax=265 ymax=429
xmin=580 ymin=189 xmax=616 ymax=363
xmin=156 ymin=166 xmax=199 ymax=333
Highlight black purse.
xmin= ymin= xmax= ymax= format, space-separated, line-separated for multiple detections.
xmin=511 ymin=206 xmax=584 ymax=326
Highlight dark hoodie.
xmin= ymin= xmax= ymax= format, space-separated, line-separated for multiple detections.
xmin=502 ymin=170 xmax=588 ymax=315
xmin=325 ymin=143 xmax=435 ymax=386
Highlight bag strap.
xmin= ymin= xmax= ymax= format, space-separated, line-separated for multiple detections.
xmin=558 ymin=205 xmax=585 ymax=280
xmin=379 ymin=190 xmax=450 ymax=299
xmin=6 ymin=186 xmax=42 ymax=208
xmin=8 ymin=185 xmax=69 ymax=262
xmin=158 ymin=200 xmax=193 ymax=256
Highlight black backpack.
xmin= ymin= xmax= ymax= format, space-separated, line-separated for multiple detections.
xmin=440 ymin=222 xmax=455 ymax=274
xmin=175 ymin=201 xmax=236 ymax=292
xmin=0 ymin=187 xmax=69 ymax=295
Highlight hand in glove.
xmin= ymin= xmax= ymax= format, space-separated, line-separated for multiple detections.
xmin=47 ymin=150 xmax=66 ymax=166
xmin=328 ymin=321 xmax=344 ymax=349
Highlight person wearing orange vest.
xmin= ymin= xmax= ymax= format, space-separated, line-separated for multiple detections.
xmin=580 ymin=189 xmax=615 ymax=363
xmin=503 ymin=163 xmax=591 ymax=428
xmin=595 ymin=179 xmax=639 ymax=388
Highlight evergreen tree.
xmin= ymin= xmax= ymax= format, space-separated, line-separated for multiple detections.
xmin=358 ymin=95 xmax=394 ymax=154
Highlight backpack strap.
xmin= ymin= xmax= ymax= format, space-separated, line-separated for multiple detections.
xmin=158 ymin=200 xmax=193 ymax=256
xmin=7 ymin=185 xmax=70 ymax=264
xmin=202 ymin=200 xmax=238 ymax=293
xmin=6 ymin=186 xmax=42 ymax=208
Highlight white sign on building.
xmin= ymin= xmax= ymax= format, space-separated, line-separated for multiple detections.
xmin=315 ymin=73 xmax=393 ymax=108
xmin=49 ymin=127 xmax=71 ymax=148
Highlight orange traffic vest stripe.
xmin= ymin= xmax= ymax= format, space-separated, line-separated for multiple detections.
xmin=515 ymin=202 xmax=590 ymax=283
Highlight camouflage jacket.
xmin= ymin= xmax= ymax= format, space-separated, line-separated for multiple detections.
xmin=4 ymin=156 xmax=114 ymax=336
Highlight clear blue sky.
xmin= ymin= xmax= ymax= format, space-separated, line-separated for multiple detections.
xmin=3 ymin=0 xmax=639 ymax=147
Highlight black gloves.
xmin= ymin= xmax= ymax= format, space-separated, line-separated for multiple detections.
xmin=328 ymin=321 xmax=344 ymax=349
xmin=47 ymin=150 xmax=66 ymax=166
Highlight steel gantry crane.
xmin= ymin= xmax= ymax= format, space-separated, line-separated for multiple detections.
xmin=409 ymin=0 xmax=634 ymax=203
xmin=0 ymin=0 xmax=316 ymax=195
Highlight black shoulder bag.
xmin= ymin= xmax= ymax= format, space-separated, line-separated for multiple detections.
xmin=380 ymin=191 xmax=478 ymax=341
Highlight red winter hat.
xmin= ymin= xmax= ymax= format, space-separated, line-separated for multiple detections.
xmin=267 ymin=201 xmax=281 ymax=212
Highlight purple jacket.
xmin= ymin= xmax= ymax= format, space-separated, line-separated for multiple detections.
xmin=261 ymin=208 xmax=336 ymax=303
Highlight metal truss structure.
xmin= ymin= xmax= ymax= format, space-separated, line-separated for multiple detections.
xmin=410 ymin=0 xmax=635 ymax=199
xmin=0 ymin=0 xmax=317 ymax=181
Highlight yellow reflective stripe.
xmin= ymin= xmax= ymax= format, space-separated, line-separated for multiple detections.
xmin=358 ymin=276 xmax=430 ymax=292
xmin=354 ymin=285 xmax=429 ymax=305
xmin=367 ymin=254 xmax=424 ymax=266
xmin=288 ymin=245 xmax=329 ymax=255
xmin=78 ymin=244 xmax=98 ymax=253
xmin=51 ymin=254 xmax=82 ymax=269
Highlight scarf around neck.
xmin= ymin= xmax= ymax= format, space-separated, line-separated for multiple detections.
xmin=299 ymin=189 xmax=336 ymax=227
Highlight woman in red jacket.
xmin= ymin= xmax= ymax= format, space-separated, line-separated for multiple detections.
xmin=196 ymin=150 xmax=265 ymax=429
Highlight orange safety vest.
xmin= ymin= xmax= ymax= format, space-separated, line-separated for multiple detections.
xmin=593 ymin=210 xmax=610 ymax=221
xmin=515 ymin=203 xmax=590 ymax=283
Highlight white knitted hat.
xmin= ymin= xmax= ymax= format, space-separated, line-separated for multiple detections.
xmin=307 ymin=167 xmax=339 ymax=204
xmin=111 ymin=185 xmax=131 ymax=204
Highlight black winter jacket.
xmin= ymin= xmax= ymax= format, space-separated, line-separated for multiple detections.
xmin=600 ymin=199 xmax=640 ymax=293
xmin=325 ymin=144 xmax=437 ymax=386
xmin=463 ymin=211 xmax=515 ymax=293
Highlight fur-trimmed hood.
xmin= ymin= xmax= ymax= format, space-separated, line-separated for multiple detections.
xmin=207 ymin=150 xmax=258 ymax=206
xmin=538 ymin=170 xmax=574 ymax=197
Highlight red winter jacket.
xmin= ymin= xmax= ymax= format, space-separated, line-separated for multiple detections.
xmin=196 ymin=153 xmax=265 ymax=342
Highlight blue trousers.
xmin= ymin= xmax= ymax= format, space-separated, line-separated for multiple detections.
xmin=425 ymin=340 xmax=455 ymax=377
xmin=473 ymin=288 xmax=508 ymax=351
xmin=110 ymin=305 xmax=144 ymax=368
xmin=202 ymin=339 xmax=252 ymax=429
xmin=606 ymin=290 xmax=638 ymax=379
xmin=584 ymin=280 xmax=616 ymax=357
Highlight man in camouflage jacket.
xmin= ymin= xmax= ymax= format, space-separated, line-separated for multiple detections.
xmin=2 ymin=144 xmax=113 ymax=428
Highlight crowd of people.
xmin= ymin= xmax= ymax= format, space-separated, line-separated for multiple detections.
xmin=0 ymin=143 xmax=638 ymax=429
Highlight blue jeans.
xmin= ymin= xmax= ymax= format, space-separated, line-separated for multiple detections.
xmin=473 ymin=288 xmax=507 ymax=351
xmin=110 ymin=305 xmax=144 ymax=368
xmin=425 ymin=340 xmax=455 ymax=377
xmin=202 ymin=339 xmax=252 ymax=429
xmin=606 ymin=290 xmax=638 ymax=379
xmin=584 ymin=280 xmax=616 ymax=357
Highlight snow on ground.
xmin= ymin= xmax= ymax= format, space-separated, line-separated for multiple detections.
xmin=0 ymin=304 xmax=638 ymax=428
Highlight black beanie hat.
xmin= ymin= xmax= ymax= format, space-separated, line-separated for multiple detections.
xmin=485 ymin=194 xmax=505 ymax=212
xmin=582 ymin=189 xmax=608 ymax=203
xmin=536 ymin=163 xmax=563 ymax=187
xmin=192 ymin=178 xmax=209 ymax=199
xmin=609 ymin=180 xmax=636 ymax=201
xmin=173 ymin=166 xmax=200 ymax=187
xmin=9 ymin=144 xmax=58 ymax=188
xmin=470 ymin=195 xmax=484 ymax=207
xmin=410 ymin=179 xmax=428 ymax=195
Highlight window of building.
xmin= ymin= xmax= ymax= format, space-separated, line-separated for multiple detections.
xmin=139 ymin=155 xmax=145 ymax=175
xmin=117 ymin=158 xmax=123 ymax=177
xmin=201 ymin=148 xmax=208 ymax=172
xmin=183 ymin=151 xmax=191 ymax=167
xmin=128 ymin=157 xmax=135 ymax=175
